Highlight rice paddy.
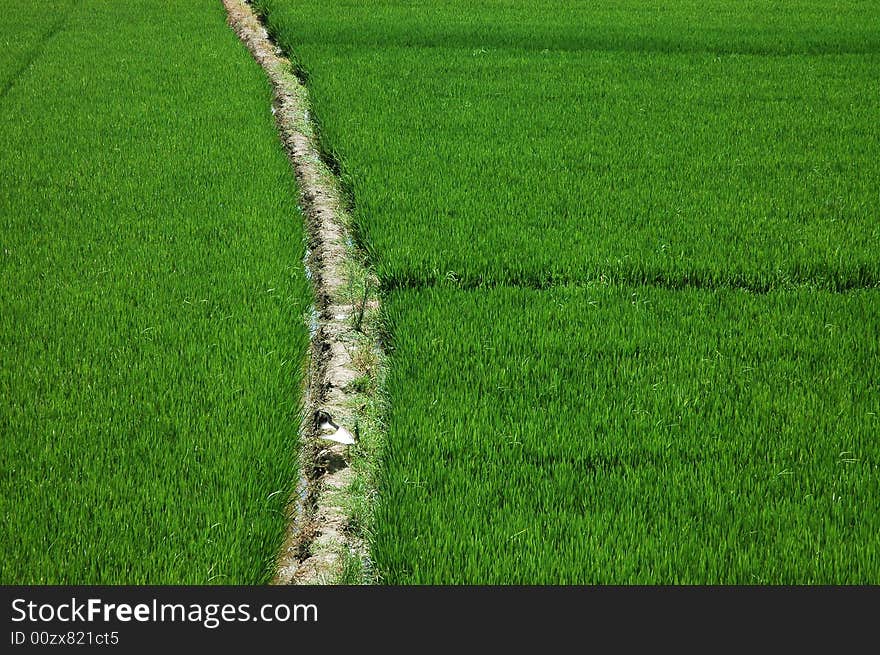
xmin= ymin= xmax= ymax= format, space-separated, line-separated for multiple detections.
xmin=258 ymin=0 xmax=880 ymax=290
xmin=377 ymin=286 xmax=879 ymax=583
xmin=256 ymin=0 xmax=880 ymax=583
xmin=4 ymin=0 xmax=878 ymax=584
xmin=1 ymin=0 xmax=310 ymax=583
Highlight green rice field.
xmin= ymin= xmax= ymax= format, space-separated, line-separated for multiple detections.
xmin=259 ymin=0 xmax=880 ymax=290
xmin=3 ymin=0 xmax=879 ymax=584
xmin=256 ymin=0 xmax=880 ymax=583
xmin=1 ymin=0 xmax=310 ymax=583
xmin=378 ymin=286 xmax=879 ymax=583
xmin=0 ymin=1 xmax=77 ymax=94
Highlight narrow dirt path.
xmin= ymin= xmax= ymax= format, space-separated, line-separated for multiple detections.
xmin=224 ymin=0 xmax=379 ymax=584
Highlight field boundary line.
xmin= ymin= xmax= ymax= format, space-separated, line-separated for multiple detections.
xmin=1 ymin=0 xmax=80 ymax=100
xmin=224 ymin=0 xmax=383 ymax=585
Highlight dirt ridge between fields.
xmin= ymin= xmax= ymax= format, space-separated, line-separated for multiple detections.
xmin=224 ymin=0 xmax=377 ymax=585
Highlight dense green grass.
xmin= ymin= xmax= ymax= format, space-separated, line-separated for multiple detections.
xmin=259 ymin=0 xmax=880 ymax=55
xmin=0 ymin=1 xmax=310 ymax=583
xmin=6 ymin=0 xmax=873 ymax=585
xmin=0 ymin=1 xmax=77 ymax=94
xmin=258 ymin=0 xmax=880 ymax=289
xmin=252 ymin=0 xmax=880 ymax=583
xmin=377 ymin=286 xmax=880 ymax=583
